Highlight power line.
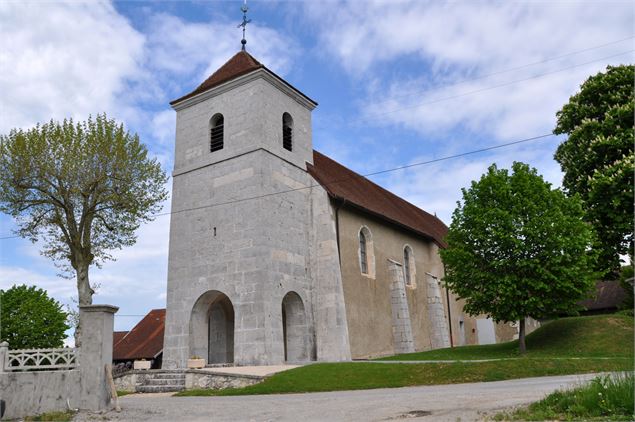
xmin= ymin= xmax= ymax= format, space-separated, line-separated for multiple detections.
xmin=351 ymin=50 xmax=634 ymax=123
xmin=368 ymin=36 xmax=635 ymax=107
xmin=0 ymin=131 xmax=557 ymax=239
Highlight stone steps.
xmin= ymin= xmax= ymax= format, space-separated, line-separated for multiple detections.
xmin=145 ymin=378 xmax=186 ymax=386
xmin=135 ymin=371 xmax=186 ymax=393
xmin=136 ymin=384 xmax=185 ymax=393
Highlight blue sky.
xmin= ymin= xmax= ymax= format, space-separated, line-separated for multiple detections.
xmin=0 ymin=0 xmax=633 ymax=341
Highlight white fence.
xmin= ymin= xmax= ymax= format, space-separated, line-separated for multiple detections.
xmin=5 ymin=346 xmax=78 ymax=371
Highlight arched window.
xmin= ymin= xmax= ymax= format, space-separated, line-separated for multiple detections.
xmin=282 ymin=112 xmax=293 ymax=151
xmin=210 ymin=113 xmax=224 ymax=152
xmin=358 ymin=226 xmax=375 ymax=277
xmin=403 ymin=245 xmax=416 ymax=287
xmin=359 ymin=231 xmax=368 ymax=274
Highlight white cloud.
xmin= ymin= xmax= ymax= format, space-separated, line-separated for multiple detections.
xmin=0 ymin=1 xmax=145 ymax=133
xmin=0 ymin=266 xmax=76 ymax=300
xmin=304 ymin=1 xmax=634 ymax=140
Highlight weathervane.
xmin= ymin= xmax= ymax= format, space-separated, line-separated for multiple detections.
xmin=237 ymin=0 xmax=251 ymax=51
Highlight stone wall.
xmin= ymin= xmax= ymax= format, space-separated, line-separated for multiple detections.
xmin=185 ymin=370 xmax=262 ymax=390
xmin=114 ymin=369 xmax=262 ymax=392
xmin=0 ymin=370 xmax=80 ymax=419
xmin=0 ymin=305 xmax=117 ymax=420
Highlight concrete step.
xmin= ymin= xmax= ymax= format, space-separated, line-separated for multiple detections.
xmin=137 ymin=385 xmax=185 ymax=393
xmin=147 ymin=373 xmax=185 ymax=380
xmin=145 ymin=378 xmax=185 ymax=386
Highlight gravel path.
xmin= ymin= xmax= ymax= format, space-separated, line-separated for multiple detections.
xmin=73 ymin=373 xmax=600 ymax=422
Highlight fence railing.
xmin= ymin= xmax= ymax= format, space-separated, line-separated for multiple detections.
xmin=4 ymin=347 xmax=79 ymax=371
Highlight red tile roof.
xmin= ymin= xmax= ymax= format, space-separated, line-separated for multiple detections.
xmin=113 ymin=309 xmax=165 ymax=361
xmin=171 ymin=51 xmax=263 ymax=105
xmin=308 ymin=150 xmax=448 ymax=247
xmin=113 ymin=331 xmax=128 ymax=347
xmin=170 ymin=50 xmax=317 ymax=107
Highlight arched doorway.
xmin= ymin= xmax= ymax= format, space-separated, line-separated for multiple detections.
xmin=281 ymin=291 xmax=308 ymax=362
xmin=190 ymin=291 xmax=234 ymax=365
xmin=207 ymin=296 xmax=234 ymax=363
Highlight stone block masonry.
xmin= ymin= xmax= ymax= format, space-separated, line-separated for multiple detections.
xmin=387 ymin=260 xmax=415 ymax=354
xmin=163 ymin=72 xmax=351 ymax=368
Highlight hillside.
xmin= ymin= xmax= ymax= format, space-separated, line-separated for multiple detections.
xmin=379 ymin=314 xmax=633 ymax=361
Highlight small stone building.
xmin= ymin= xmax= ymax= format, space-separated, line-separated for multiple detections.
xmin=162 ymin=51 xmax=505 ymax=368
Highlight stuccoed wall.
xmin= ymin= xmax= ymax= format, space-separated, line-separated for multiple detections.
xmin=0 ymin=370 xmax=80 ymax=420
xmin=337 ymin=206 xmax=462 ymax=358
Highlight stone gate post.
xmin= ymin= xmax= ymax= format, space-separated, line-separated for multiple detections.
xmin=78 ymin=304 xmax=118 ymax=411
xmin=0 ymin=341 xmax=8 ymax=373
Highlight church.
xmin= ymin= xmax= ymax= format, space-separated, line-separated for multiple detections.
xmin=161 ymin=48 xmax=513 ymax=369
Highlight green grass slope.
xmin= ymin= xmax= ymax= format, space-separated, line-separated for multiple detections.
xmin=378 ymin=314 xmax=633 ymax=361
xmin=176 ymin=315 xmax=634 ymax=397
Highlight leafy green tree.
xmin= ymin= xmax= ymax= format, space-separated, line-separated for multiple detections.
xmin=0 ymin=284 xmax=69 ymax=349
xmin=554 ymin=65 xmax=634 ymax=275
xmin=0 ymin=115 xmax=168 ymax=341
xmin=441 ymin=162 xmax=595 ymax=353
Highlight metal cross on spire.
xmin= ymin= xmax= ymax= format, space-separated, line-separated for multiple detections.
xmin=237 ymin=0 xmax=251 ymax=51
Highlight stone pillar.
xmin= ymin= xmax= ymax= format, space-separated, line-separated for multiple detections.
xmin=426 ymin=273 xmax=451 ymax=349
xmin=387 ymin=260 xmax=415 ymax=354
xmin=0 ymin=341 xmax=8 ymax=373
xmin=78 ymin=304 xmax=118 ymax=411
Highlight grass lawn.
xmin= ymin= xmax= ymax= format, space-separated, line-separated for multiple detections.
xmin=23 ymin=410 xmax=75 ymax=421
xmin=176 ymin=358 xmax=633 ymax=397
xmin=378 ymin=315 xmax=633 ymax=361
xmin=175 ymin=314 xmax=633 ymax=397
xmin=495 ymin=372 xmax=634 ymax=421
xmin=116 ymin=390 xmax=135 ymax=397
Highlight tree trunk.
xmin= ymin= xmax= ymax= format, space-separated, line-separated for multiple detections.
xmin=74 ymin=259 xmax=94 ymax=347
xmin=518 ymin=317 xmax=526 ymax=354
xmin=76 ymin=260 xmax=94 ymax=306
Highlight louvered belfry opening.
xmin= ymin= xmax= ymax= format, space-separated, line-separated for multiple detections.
xmin=282 ymin=112 xmax=293 ymax=151
xmin=210 ymin=113 xmax=224 ymax=152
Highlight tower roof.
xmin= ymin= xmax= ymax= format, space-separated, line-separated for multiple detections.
xmin=170 ymin=50 xmax=316 ymax=107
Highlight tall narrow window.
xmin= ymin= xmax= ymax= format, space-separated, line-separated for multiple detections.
xmin=403 ymin=246 xmax=412 ymax=286
xmin=403 ymin=245 xmax=416 ymax=287
xmin=210 ymin=113 xmax=224 ymax=152
xmin=282 ymin=112 xmax=293 ymax=151
xmin=359 ymin=231 xmax=368 ymax=274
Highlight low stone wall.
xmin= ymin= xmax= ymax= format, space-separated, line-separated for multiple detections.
xmin=0 ymin=370 xmax=81 ymax=420
xmin=185 ymin=369 xmax=262 ymax=390
xmin=114 ymin=369 xmax=263 ymax=392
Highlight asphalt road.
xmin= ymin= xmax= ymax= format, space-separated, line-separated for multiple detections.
xmin=75 ymin=373 xmax=600 ymax=422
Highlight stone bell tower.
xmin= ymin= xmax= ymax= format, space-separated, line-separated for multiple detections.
xmin=162 ymin=51 xmax=351 ymax=368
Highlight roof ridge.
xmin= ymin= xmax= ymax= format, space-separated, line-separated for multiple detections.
xmin=309 ymin=150 xmax=448 ymax=247
xmin=312 ymin=150 xmax=440 ymax=222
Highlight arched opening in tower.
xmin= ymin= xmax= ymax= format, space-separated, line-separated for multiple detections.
xmin=189 ymin=290 xmax=234 ymax=365
xmin=281 ymin=291 xmax=308 ymax=362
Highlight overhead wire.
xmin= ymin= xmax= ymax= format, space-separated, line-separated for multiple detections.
xmin=0 ymin=131 xmax=558 ymax=240
xmin=2 ymin=41 xmax=631 ymax=240
xmin=367 ymin=35 xmax=635 ymax=106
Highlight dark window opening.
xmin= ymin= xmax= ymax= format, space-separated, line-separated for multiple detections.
xmin=360 ymin=231 xmax=368 ymax=274
xmin=210 ymin=114 xmax=224 ymax=152
xmin=404 ymin=247 xmax=411 ymax=285
xmin=282 ymin=112 xmax=293 ymax=151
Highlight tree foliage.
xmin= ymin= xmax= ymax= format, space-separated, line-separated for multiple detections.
xmin=554 ymin=65 xmax=634 ymax=275
xmin=0 ymin=115 xmax=168 ymax=307
xmin=440 ymin=162 xmax=596 ymax=353
xmin=0 ymin=284 xmax=69 ymax=349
